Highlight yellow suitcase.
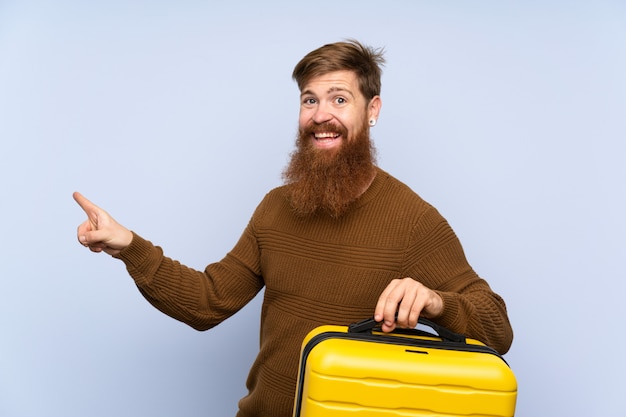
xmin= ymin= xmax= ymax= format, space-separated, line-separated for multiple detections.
xmin=293 ymin=318 xmax=517 ymax=417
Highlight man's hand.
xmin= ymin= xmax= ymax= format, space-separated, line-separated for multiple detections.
xmin=73 ymin=192 xmax=133 ymax=257
xmin=374 ymin=277 xmax=443 ymax=332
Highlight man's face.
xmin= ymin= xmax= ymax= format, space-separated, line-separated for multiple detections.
xmin=298 ymin=70 xmax=380 ymax=152
xmin=283 ymin=70 xmax=381 ymax=218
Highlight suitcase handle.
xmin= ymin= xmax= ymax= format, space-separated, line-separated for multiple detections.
xmin=348 ymin=317 xmax=466 ymax=344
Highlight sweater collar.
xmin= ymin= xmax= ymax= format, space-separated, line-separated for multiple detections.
xmin=353 ymin=166 xmax=388 ymax=209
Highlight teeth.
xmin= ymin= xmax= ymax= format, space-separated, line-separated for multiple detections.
xmin=314 ymin=132 xmax=340 ymax=139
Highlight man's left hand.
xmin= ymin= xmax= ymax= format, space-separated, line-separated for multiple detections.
xmin=374 ymin=277 xmax=443 ymax=332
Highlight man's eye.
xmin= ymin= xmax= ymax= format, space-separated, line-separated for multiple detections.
xmin=303 ymin=98 xmax=316 ymax=105
xmin=335 ymin=97 xmax=346 ymax=104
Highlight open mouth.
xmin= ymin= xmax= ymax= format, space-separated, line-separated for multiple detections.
xmin=301 ymin=122 xmax=347 ymax=149
xmin=314 ymin=132 xmax=341 ymax=142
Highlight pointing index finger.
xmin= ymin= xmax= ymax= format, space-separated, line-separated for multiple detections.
xmin=73 ymin=191 xmax=96 ymax=213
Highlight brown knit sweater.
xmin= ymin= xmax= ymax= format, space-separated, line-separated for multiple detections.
xmin=116 ymin=167 xmax=513 ymax=417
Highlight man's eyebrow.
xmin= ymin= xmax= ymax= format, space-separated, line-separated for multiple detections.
xmin=327 ymin=86 xmax=355 ymax=97
xmin=300 ymin=86 xmax=355 ymax=97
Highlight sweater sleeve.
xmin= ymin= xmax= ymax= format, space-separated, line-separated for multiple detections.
xmin=114 ymin=223 xmax=264 ymax=331
xmin=406 ymin=206 xmax=514 ymax=354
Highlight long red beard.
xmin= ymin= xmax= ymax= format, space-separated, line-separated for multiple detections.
xmin=282 ymin=121 xmax=377 ymax=218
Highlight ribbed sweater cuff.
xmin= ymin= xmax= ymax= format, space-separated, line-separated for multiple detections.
xmin=113 ymin=231 xmax=162 ymax=286
xmin=434 ymin=291 xmax=462 ymax=331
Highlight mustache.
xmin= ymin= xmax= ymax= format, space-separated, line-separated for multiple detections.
xmin=300 ymin=122 xmax=348 ymax=138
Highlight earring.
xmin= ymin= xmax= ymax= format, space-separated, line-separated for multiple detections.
xmin=369 ymin=119 xmax=377 ymax=127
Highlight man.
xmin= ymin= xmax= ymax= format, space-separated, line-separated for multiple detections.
xmin=74 ymin=40 xmax=513 ymax=417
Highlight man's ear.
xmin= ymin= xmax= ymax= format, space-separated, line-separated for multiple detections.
xmin=368 ymin=96 xmax=382 ymax=123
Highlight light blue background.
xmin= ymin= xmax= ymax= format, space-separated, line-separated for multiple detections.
xmin=1 ymin=1 xmax=625 ymax=416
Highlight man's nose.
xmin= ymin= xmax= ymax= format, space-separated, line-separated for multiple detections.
xmin=311 ymin=103 xmax=332 ymax=124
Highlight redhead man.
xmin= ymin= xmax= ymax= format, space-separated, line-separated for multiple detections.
xmin=75 ymin=40 xmax=513 ymax=417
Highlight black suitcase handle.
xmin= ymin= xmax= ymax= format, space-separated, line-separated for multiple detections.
xmin=348 ymin=316 xmax=466 ymax=344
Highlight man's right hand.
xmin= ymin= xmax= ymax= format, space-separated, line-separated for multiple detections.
xmin=73 ymin=192 xmax=134 ymax=256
